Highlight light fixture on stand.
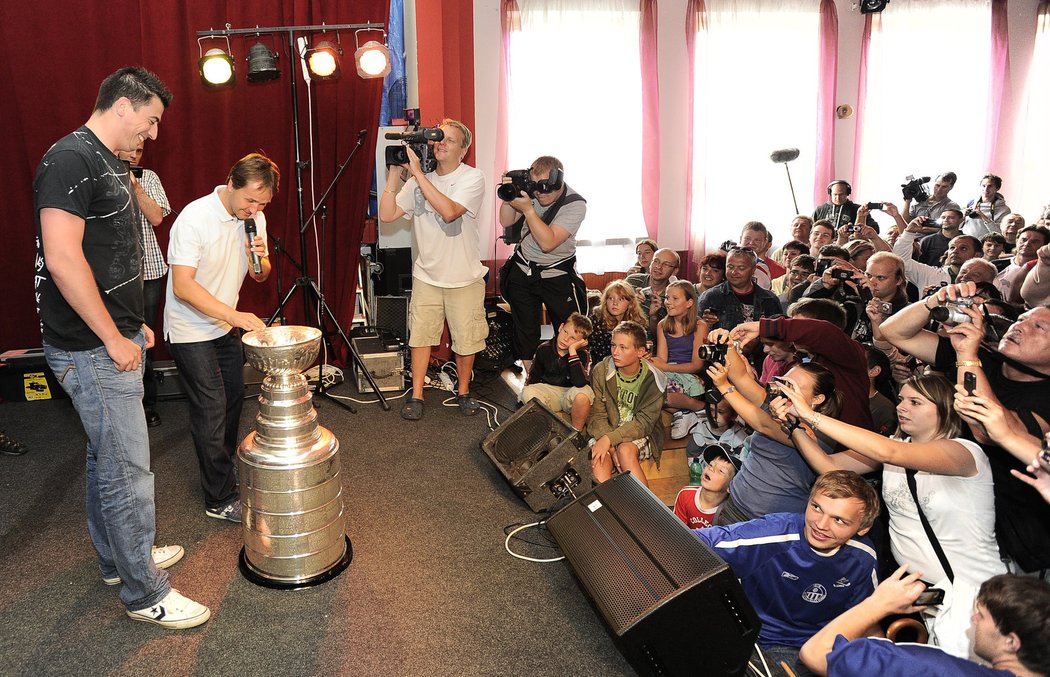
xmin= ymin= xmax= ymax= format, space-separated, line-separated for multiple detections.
xmin=354 ymin=29 xmax=390 ymax=79
xmin=305 ymin=37 xmax=342 ymax=80
xmin=197 ymin=35 xmax=236 ymax=87
xmin=246 ymin=38 xmax=280 ymax=82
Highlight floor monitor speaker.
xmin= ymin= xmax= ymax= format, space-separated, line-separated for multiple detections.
xmin=480 ymin=400 xmax=591 ymax=512
xmin=545 ymin=473 xmax=761 ymax=677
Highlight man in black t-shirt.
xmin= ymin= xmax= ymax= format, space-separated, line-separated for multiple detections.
xmin=34 ymin=67 xmax=209 ymax=629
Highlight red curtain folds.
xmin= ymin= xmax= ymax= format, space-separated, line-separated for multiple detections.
xmin=639 ymin=0 xmax=660 ymax=241
xmin=985 ymin=0 xmax=1010 ymax=166
xmin=0 ymin=1 xmax=385 ymax=364
xmin=814 ymin=0 xmax=838 ymax=207
xmin=684 ymin=0 xmax=705 ymax=263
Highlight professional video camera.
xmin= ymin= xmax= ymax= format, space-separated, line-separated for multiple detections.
xmin=385 ymin=127 xmax=444 ymax=174
xmin=496 ymin=167 xmax=564 ymax=202
xmin=901 ymin=174 xmax=931 ymax=202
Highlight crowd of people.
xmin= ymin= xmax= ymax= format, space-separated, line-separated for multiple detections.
xmin=31 ymin=63 xmax=1050 ymax=673
xmin=510 ymin=175 xmax=1050 ymax=676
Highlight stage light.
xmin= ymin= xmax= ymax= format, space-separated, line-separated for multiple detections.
xmin=354 ymin=40 xmax=390 ymax=79
xmin=246 ymin=41 xmax=280 ymax=82
xmin=305 ymin=40 xmax=342 ymax=80
xmin=198 ymin=36 xmax=235 ymax=87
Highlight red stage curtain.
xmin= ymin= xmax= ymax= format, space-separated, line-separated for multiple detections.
xmin=0 ymin=1 xmax=386 ymax=365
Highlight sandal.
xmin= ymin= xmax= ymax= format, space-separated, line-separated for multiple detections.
xmin=400 ymin=397 xmax=424 ymax=421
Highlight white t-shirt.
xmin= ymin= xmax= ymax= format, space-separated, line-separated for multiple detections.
xmin=164 ymin=185 xmax=266 ymax=342
xmin=395 ymin=163 xmax=487 ymax=288
xmin=881 ymin=438 xmax=1005 ymax=659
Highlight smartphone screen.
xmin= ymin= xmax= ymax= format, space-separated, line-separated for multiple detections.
xmin=915 ymin=587 xmax=945 ymax=606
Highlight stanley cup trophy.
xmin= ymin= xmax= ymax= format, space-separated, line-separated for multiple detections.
xmin=238 ymin=326 xmax=352 ymax=588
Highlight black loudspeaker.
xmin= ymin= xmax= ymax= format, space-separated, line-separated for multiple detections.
xmin=480 ymin=400 xmax=591 ymax=512
xmin=476 ymin=300 xmax=514 ymax=372
xmin=376 ymin=247 xmax=413 ymax=296
xmin=546 ymin=473 xmax=761 ymax=677
xmin=375 ymin=294 xmax=410 ymax=343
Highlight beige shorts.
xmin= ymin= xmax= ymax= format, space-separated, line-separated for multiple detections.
xmin=408 ymin=278 xmax=489 ymax=355
xmin=520 ymin=383 xmax=595 ymax=413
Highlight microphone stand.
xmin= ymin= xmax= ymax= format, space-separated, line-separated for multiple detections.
xmin=268 ymin=130 xmax=390 ymax=412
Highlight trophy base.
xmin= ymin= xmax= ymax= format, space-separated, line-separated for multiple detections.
xmin=238 ymin=536 xmax=353 ymax=590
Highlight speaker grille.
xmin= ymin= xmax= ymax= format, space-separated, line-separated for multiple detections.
xmin=491 ymin=407 xmax=568 ymax=464
xmin=547 ymin=474 xmax=734 ymax=634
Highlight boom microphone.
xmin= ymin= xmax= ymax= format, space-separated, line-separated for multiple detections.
xmin=244 ymin=218 xmax=262 ymax=275
xmin=770 ymin=148 xmax=800 ymax=163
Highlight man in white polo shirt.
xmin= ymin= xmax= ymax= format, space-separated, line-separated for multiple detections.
xmin=164 ymin=153 xmax=278 ymax=523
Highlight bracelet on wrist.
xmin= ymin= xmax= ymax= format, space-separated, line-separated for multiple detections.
xmin=807 ymin=412 xmax=822 ymax=431
xmin=721 ymin=385 xmax=736 ymax=397
xmin=956 ymin=360 xmax=982 ymax=368
xmin=924 ymin=297 xmax=940 ymax=312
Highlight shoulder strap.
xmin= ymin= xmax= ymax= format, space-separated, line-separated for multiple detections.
xmin=504 ymin=189 xmax=586 ymax=245
xmin=905 ymin=469 xmax=954 ymax=583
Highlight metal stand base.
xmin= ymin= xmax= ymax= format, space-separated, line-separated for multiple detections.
xmin=238 ymin=535 xmax=353 ymax=590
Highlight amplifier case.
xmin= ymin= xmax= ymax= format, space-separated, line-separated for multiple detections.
xmin=351 ymin=337 xmax=405 ymax=393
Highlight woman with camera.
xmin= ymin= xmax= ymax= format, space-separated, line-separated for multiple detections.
xmin=771 ymin=372 xmax=1004 ymax=660
xmin=702 ymin=329 xmax=843 ymax=524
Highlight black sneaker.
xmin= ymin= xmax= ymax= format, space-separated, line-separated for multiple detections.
xmin=205 ymin=501 xmax=242 ymax=524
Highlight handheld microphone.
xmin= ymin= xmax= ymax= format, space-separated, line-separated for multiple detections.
xmin=244 ymin=218 xmax=262 ymax=275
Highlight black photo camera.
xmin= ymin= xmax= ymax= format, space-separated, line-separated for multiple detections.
xmin=496 ymin=167 xmax=564 ymax=202
xmin=384 ymin=127 xmax=444 ymax=174
xmin=866 ymin=202 xmax=882 ymax=210
xmin=697 ymin=342 xmax=729 ymax=365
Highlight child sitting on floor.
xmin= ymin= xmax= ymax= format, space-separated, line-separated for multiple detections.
xmin=673 ymin=443 xmax=741 ymax=528
xmin=520 ymin=312 xmax=594 ymax=430
xmin=587 ymin=320 xmax=667 ymax=488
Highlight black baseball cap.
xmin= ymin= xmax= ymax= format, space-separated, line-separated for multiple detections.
xmin=702 ymin=443 xmax=742 ymax=473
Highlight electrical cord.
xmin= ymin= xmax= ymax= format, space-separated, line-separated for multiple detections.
xmin=503 ymin=521 xmax=564 ymax=563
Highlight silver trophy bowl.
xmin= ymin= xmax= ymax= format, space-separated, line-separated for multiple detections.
xmin=242 ymin=326 xmax=322 ymax=378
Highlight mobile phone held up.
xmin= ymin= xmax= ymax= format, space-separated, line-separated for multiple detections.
xmin=915 ymin=586 xmax=945 ymax=606
xmin=964 ymin=371 xmax=977 ymax=396
xmin=122 ymin=159 xmax=143 ymax=178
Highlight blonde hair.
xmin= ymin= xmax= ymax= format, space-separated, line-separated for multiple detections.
xmin=597 ymin=280 xmax=645 ymax=330
xmin=440 ymin=118 xmax=472 ymax=151
xmin=658 ymin=280 xmax=699 ymax=337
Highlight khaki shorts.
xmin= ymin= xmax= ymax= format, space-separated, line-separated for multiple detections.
xmin=408 ymin=278 xmax=489 ymax=355
xmin=520 ymin=383 xmax=595 ymax=413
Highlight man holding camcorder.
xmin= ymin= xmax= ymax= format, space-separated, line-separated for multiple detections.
xmin=380 ymin=119 xmax=487 ymax=421
xmin=498 ymin=156 xmax=588 ymax=369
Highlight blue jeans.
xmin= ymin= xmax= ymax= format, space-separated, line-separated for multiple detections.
xmin=167 ymin=330 xmax=244 ymax=509
xmin=44 ymin=329 xmax=170 ymax=610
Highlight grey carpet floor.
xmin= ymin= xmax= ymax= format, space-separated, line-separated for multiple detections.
xmin=0 ymin=374 xmax=634 ymax=677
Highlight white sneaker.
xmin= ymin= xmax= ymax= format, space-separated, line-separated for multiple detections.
xmin=103 ymin=545 xmax=185 ymax=585
xmin=126 ymin=589 xmax=211 ymax=629
xmin=670 ymin=411 xmax=699 ymax=440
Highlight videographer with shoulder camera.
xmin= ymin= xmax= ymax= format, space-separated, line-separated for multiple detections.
xmin=498 ymin=156 xmax=587 ymax=369
xmin=379 ymin=119 xmax=488 ymax=421
xmin=903 ymin=172 xmax=961 ymax=227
